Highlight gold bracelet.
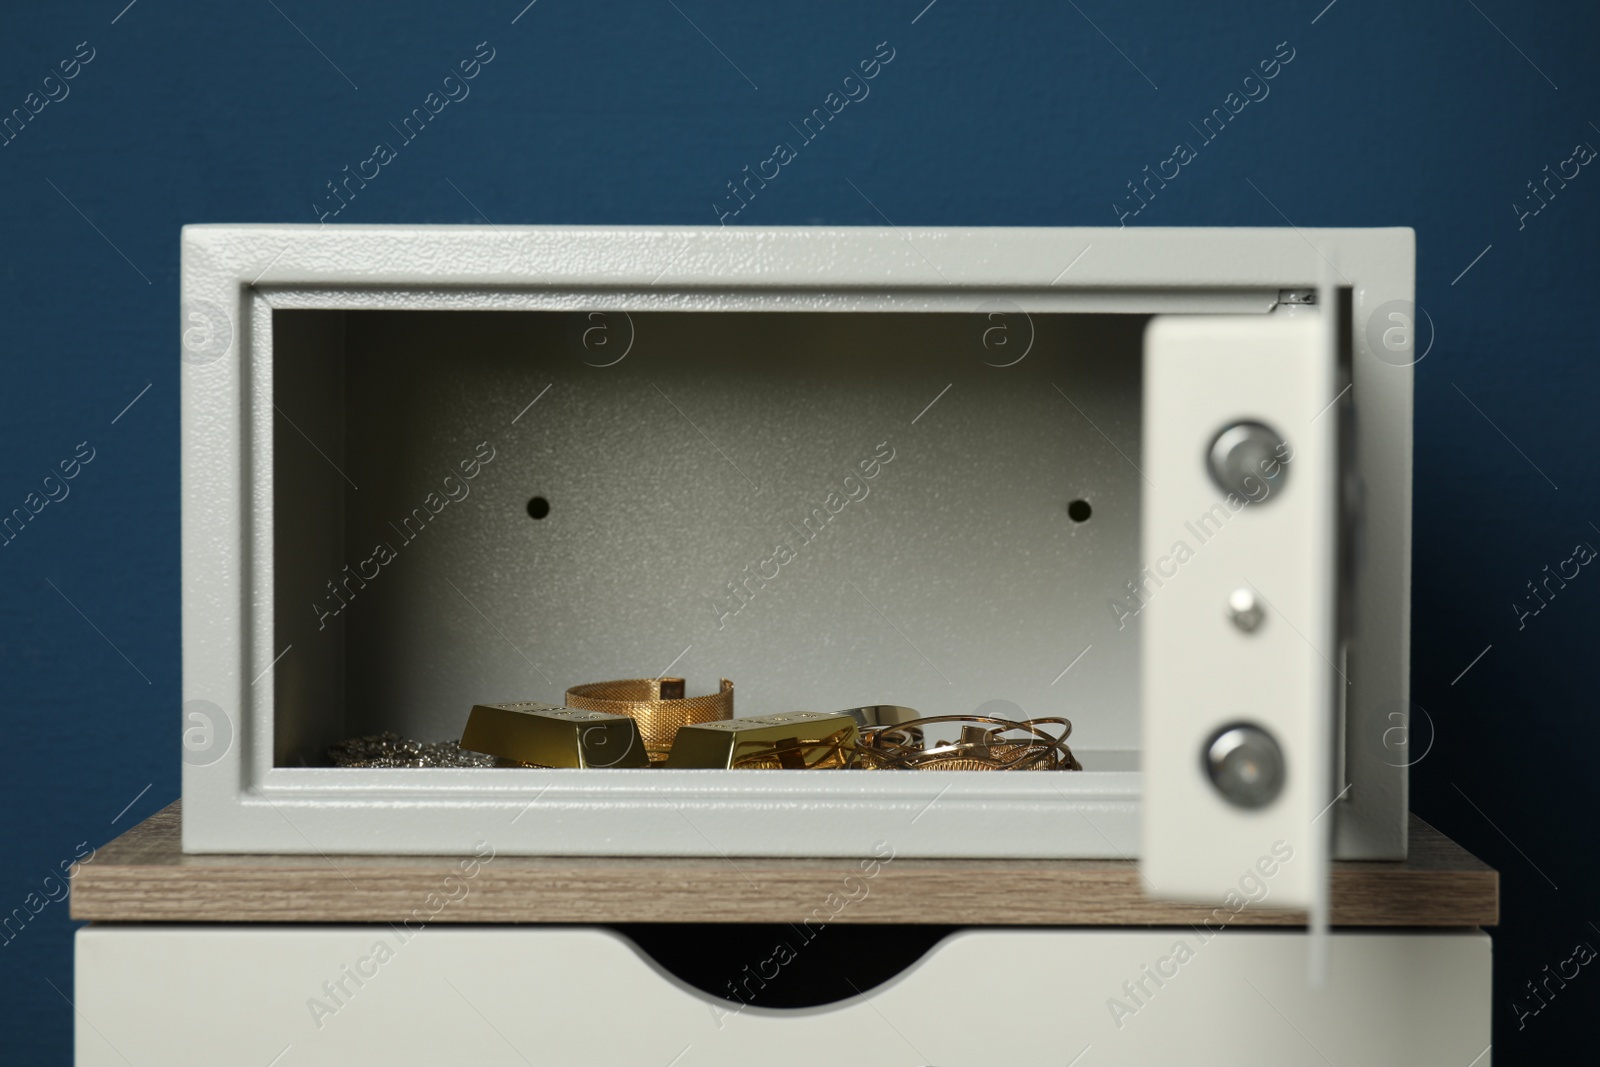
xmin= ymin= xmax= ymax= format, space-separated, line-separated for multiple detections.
xmin=565 ymin=677 xmax=734 ymax=762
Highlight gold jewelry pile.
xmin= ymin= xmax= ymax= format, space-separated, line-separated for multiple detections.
xmin=729 ymin=715 xmax=1080 ymax=771
xmin=327 ymin=677 xmax=1082 ymax=771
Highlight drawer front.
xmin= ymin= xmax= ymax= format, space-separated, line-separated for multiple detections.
xmin=77 ymin=925 xmax=1488 ymax=1066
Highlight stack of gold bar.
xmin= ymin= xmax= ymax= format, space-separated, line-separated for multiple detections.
xmin=459 ymin=701 xmax=650 ymax=769
xmin=666 ymin=711 xmax=859 ymax=769
xmin=564 ymin=677 xmax=734 ymax=763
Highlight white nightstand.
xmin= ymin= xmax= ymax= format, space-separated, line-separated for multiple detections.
xmin=72 ymin=805 xmax=1494 ymax=1066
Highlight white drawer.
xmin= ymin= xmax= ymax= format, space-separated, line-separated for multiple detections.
xmin=76 ymin=925 xmax=1488 ymax=1066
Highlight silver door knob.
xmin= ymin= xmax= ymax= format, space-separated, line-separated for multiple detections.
xmin=1208 ymin=421 xmax=1289 ymax=501
xmin=1204 ymin=724 xmax=1285 ymax=808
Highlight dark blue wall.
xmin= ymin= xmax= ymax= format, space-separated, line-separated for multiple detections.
xmin=1 ymin=0 xmax=1594 ymax=1060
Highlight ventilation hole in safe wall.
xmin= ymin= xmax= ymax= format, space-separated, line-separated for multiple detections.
xmin=1067 ymin=499 xmax=1093 ymax=523
xmin=526 ymin=496 xmax=551 ymax=520
xmin=613 ymin=923 xmax=958 ymax=1008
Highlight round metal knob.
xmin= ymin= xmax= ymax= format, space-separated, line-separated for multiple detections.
xmin=1203 ymin=724 xmax=1285 ymax=808
xmin=1207 ymin=421 xmax=1289 ymax=501
xmin=1227 ymin=587 xmax=1264 ymax=633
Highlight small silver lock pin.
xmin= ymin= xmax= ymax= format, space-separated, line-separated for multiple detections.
xmin=1227 ymin=587 xmax=1264 ymax=633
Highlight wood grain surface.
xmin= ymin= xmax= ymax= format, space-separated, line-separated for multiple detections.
xmin=70 ymin=802 xmax=1496 ymax=927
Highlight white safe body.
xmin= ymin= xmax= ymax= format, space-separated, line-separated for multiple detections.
xmin=179 ymin=225 xmax=1416 ymax=891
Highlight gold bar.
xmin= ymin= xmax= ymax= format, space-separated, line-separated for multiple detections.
xmin=665 ymin=712 xmax=858 ymax=769
xmin=460 ymin=702 xmax=649 ymax=769
xmin=841 ymin=705 xmax=922 ymax=728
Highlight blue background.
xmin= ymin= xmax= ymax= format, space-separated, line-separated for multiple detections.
xmin=1 ymin=0 xmax=1595 ymax=1060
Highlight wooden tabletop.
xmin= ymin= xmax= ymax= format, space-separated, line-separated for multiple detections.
xmin=71 ymin=802 xmax=1496 ymax=927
